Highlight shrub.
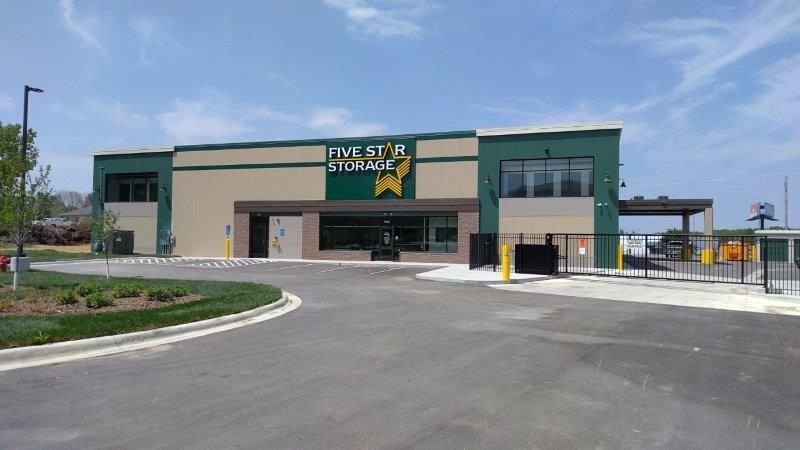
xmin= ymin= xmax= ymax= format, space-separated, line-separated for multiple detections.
xmin=85 ymin=292 xmax=114 ymax=309
xmin=54 ymin=289 xmax=78 ymax=305
xmin=112 ymin=282 xmax=143 ymax=298
xmin=76 ymin=282 xmax=102 ymax=297
xmin=167 ymin=284 xmax=189 ymax=298
xmin=145 ymin=287 xmax=174 ymax=302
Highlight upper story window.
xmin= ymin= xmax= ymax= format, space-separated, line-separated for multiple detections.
xmin=499 ymin=157 xmax=593 ymax=198
xmin=105 ymin=173 xmax=158 ymax=203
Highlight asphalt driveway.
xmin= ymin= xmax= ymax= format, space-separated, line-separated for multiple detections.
xmin=1 ymin=259 xmax=799 ymax=448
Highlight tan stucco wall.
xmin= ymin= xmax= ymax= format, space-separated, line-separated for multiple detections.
xmin=417 ymin=137 xmax=478 ymax=158
xmin=267 ymin=215 xmax=303 ymax=259
xmin=105 ymin=202 xmax=157 ymax=254
xmin=416 ymin=161 xmax=477 ymax=199
xmin=171 ymin=167 xmax=325 ymax=256
xmin=499 ymin=197 xmax=594 ymax=234
xmin=174 ymin=145 xmax=324 ymax=167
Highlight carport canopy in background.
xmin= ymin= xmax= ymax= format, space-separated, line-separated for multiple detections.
xmin=619 ymin=196 xmax=713 ymax=235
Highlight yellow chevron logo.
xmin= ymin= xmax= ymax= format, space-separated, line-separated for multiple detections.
xmin=374 ymin=141 xmax=412 ymax=198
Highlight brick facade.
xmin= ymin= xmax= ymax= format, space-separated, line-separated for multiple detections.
xmin=238 ymin=209 xmax=478 ymax=263
xmin=233 ymin=212 xmax=249 ymax=258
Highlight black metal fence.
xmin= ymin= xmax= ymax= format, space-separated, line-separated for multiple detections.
xmin=469 ymin=232 xmax=800 ymax=295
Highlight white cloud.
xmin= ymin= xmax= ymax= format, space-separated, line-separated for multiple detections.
xmin=59 ymin=0 xmax=103 ymax=51
xmin=0 ymin=94 xmax=12 ymax=110
xmin=620 ymin=0 xmax=800 ymax=95
xmin=323 ymin=0 xmax=436 ymax=38
xmin=156 ymin=92 xmax=387 ymax=143
xmin=737 ymin=53 xmax=800 ymax=130
xmin=307 ymin=107 xmax=387 ymax=136
xmin=137 ymin=49 xmax=152 ymax=67
xmin=130 ymin=16 xmax=180 ymax=67
xmin=157 ymin=99 xmax=253 ymax=144
xmin=50 ymin=100 xmax=151 ymax=129
xmin=85 ymin=100 xmax=152 ymax=128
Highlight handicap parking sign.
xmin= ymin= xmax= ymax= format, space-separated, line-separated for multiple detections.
xmin=225 ymin=224 xmax=231 ymax=236
xmin=279 ymin=228 xmax=285 ymax=237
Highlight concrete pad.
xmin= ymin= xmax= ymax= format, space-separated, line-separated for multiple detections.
xmin=416 ymin=264 xmax=548 ymax=285
xmin=493 ymin=275 xmax=800 ymax=316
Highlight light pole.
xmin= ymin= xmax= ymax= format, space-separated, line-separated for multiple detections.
xmin=16 ymin=85 xmax=44 ymax=259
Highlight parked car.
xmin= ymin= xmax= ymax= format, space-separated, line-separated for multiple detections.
xmin=44 ymin=217 xmax=74 ymax=227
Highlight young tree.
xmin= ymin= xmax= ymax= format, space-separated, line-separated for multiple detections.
xmin=0 ymin=122 xmax=53 ymax=290
xmin=91 ymin=210 xmax=120 ymax=279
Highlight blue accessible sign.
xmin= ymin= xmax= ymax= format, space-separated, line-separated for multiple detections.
xmin=225 ymin=224 xmax=231 ymax=236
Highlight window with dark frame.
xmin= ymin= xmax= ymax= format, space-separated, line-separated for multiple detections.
xmin=499 ymin=157 xmax=594 ymax=198
xmin=105 ymin=173 xmax=159 ymax=203
xmin=319 ymin=215 xmax=458 ymax=253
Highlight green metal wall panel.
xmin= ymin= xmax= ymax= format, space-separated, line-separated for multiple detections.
xmin=325 ymin=138 xmax=416 ymax=200
xmin=477 ymin=129 xmax=621 ymax=235
xmin=92 ymin=152 xmax=173 ymax=255
xmin=762 ymin=239 xmax=789 ymax=262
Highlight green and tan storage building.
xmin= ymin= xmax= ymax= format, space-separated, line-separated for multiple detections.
xmin=92 ymin=121 xmax=622 ymax=263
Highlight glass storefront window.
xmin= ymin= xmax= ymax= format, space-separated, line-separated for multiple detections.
xmin=319 ymin=215 xmax=458 ymax=253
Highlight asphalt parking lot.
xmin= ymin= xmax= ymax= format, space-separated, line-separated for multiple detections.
xmin=2 ymin=258 xmax=800 ymax=448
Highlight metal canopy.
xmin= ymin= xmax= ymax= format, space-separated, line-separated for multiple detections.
xmin=619 ymin=198 xmax=712 ymax=216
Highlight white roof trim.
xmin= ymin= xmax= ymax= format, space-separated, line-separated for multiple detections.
xmin=754 ymin=229 xmax=800 ymax=235
xmin=92 ymin=146 xmax=174 ymax=156
xmin=476 ymin=121 xmax=623 ymax=137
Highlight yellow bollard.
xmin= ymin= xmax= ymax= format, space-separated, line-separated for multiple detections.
xmin=501 ymin=244 xmax=510 ymax=283
xmin=617 ymin=243 xmax=623 ymax=270
xmin=225 ymin=238 xmax=231 ymax=260
xmin=701 ymin=248 xmax=715 ymax=265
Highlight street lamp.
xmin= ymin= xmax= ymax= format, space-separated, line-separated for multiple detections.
xmin=17 ymin=85 xmax=44 ymax=259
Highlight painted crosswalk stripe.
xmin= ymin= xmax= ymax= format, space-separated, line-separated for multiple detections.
xmin=369 ymin=267 xmax=403 ymax=275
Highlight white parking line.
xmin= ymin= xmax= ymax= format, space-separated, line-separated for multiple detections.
xmin=369 ymin=267 xmax=404 ymax=275
xmin=315 ymin=265 xmax=363 ymax=273
xmin=263 ymin=263 xmax=315 ymax=272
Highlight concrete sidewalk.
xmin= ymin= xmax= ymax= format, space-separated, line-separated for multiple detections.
xmin=493 ymin=275 xmax=800 ymax=316
xmin=415 ymin=264 xmax=547 ymax=285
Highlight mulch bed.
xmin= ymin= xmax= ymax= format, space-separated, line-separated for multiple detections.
xmin=0 ymin=285 xmax=202 ymax=316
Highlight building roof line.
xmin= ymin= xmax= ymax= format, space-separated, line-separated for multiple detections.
xmin=92 ymin=146 xmax=174 ymax=156
xmin=476 ymin=121 xmax=623 ymax=137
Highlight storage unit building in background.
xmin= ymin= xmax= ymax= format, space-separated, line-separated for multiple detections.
xmin=92 ymin=122 xmax=622 ymax=263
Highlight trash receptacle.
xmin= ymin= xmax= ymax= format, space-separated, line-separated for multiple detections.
xmin=112 ymin=231 xmax=135 ymax=255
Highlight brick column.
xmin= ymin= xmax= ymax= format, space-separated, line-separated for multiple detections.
xmin=233 ymin=212 xmax=249 ymax=258
xmin=301 ymin=212 xmax=320 ymax=259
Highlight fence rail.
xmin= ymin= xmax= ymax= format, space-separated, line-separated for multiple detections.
xmin=469 ymin=232 xmax=800 ymax=295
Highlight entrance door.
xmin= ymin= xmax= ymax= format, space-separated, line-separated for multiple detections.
xmin=379 ymin=227 xmax=396 ymax=261
xmin=250 ymin=216 xmax=268 ymax=258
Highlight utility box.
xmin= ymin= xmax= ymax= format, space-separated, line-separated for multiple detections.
xmin=515 ymin=244 xmax=559 ymax=275
xmin=112 ymin=230 xmax=135 ymax=255
xmin=10 ymin=256 xmax=31 ymax=273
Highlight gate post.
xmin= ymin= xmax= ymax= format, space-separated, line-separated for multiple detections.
xmin=763 ymin=236 xmax=769 ymax=293
xmin=740 ymin=236 xmax=745 ymax=284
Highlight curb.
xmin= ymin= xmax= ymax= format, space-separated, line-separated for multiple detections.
xmin=0 ymin=292 xmax=301 ymax=372
xmin=414 ymin=274 xmax=545 ymax=285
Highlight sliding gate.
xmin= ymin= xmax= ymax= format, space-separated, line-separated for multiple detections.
xmin=469 ymin=233 xmax=800 ymax=295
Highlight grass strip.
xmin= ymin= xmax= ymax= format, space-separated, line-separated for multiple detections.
xmin=0 ymin=271 xmax=282 ymax=349
xmin=0 ymin=249 xmax=154 ymax=263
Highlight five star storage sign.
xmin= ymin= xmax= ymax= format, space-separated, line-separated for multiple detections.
xmin=326 ymin=139 xmax=415 ymax=200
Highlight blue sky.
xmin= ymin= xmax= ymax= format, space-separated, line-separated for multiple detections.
xmin=0 ymin=0 xmax=798 ymax=231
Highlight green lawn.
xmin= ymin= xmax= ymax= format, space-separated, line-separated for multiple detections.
xmin=0 ymin=271 xmax=282 ymax=349
xmin=0 ymin=249 xmax=154 ymax=263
